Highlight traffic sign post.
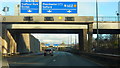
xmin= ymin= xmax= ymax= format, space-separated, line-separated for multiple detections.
xmin=53 ymin=44 xmax=59 ymax=46
xmin=45 ymin=44 xmax=50 ymax=46
xmin=42 ymin=2 xmax=77 ymax=14
xmin=3 ymin=6 xmax=9 ymax=16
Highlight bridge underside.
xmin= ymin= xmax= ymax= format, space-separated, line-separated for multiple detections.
xmin=7 ymin=29 xmax=91 ymax=53
xmin=9 ymin=29 xmax=82 ymax=34
xmin=93 ymin=29 xmax=120 ymax=34
xmin=2 ymin=22 xmax=120 ymax=55
xmin=8 ymin=29 xmax=120 ymax=54
xmin=9 ymin=29 xmax=120 ymax=34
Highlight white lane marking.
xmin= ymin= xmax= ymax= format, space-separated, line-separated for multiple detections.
xmin=53 ymin=59 xmax=56 ymax=62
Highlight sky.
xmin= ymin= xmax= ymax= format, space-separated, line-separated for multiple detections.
xmin=0 ymin=0 xmax=120 ymax=16
xmin=0 ymin=0 xmax=120 ymax=44
xmin=32 ymin=34 xmax=78 ymax=44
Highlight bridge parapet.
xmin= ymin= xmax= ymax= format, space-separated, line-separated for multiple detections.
xmin=2 ymin=16 xmax=94 ymax=23
xmin=1 ymin=16 xmax=119 ymax=23
xmin=94 ymin=21 xmax=118 ymax=23
xmin=94 ymin=16 xmax=119 ymax=22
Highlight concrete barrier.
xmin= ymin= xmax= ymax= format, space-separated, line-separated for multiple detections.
xmin=80 ymin=52 xmax=120 ymax=66
xmin=2 ymin=57 xmax=9 ymax=68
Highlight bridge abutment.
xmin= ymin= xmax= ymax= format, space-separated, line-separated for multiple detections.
xmin=78 ymin=23 xmax=93 ymax=53
xmin=2 ymin=26 xmax=41 ymax=56
xmin=79 ymin=29 xmax=87 ymax=52
xmin=87 ymin=24 xmax=93 ymax=52
xmin=13 ymin=33 xmax=41 ymax=54
xmin=2 ymin=25 xmax=17 ymax=56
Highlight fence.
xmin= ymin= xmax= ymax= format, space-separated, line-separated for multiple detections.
xmin=94 ymin=16 xmax=119 ymax=22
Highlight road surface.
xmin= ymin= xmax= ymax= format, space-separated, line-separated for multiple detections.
xmin=6 ymin=51 xmax=103 ymax=67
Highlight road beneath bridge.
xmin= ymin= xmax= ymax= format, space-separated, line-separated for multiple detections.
xmin=6 ymin=51 xmax=103 ymax=67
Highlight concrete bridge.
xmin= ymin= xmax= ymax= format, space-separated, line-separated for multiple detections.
xmin=1 ymin=16 xmax=120 ymax=56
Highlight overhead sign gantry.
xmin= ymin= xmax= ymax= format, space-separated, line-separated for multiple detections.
xmin=42 ymin=2 xmax=77 ymax=14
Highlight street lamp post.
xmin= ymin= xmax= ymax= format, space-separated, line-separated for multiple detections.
xmin=75 ymin=34 xmax=77 ymax=49
xmin=68 ymin=35 xmax=69 ymax=46
xmin=3 ymin=6 xmax=9 ymax=16
xmin=17 ymin=5 xmax=20 ymax=16
xmin=117 ymin=12 xmax=119 ymax=49
xmin=117 ymin=1 xmax=120 ymax=49
xmin=71 ymin=34 xmax=72 ymax=46
xmin=96 ymin=0 xmax=99 ymax=47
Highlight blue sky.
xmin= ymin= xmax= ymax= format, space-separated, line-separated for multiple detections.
xmin=98 ymin=2 xmax=119 ymax=16
xmin=0 ymin=0 xmax=120 ymax=16
xmin=0 ymin=0 xmax=120 ymax=44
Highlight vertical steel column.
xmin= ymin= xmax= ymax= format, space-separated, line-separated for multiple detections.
xmin=117 ymin=12 xmax=120 ymax=49
xmin=96 ymin=0 xmax=99 ymax=49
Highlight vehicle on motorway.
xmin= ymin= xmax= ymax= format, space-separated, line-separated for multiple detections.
xmin=44 ymin=48 xmax=53 ymax=56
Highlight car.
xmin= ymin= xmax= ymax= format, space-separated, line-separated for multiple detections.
xmin=44 ymin=48 xmax=53 ymax=56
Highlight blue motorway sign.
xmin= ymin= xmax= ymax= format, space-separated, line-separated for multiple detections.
xmin=45 ymin=44 xmax=50 ymax=46
xmin=42 ymin=2 xmax=77 ymax=14
xmin=21 ymin=0 xmax=39 ymax=13
xmin=53 ymin=44 xmax=59 ymax=46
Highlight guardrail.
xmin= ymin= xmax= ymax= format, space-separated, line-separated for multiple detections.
xmin=80 ymin=52 xmax=120 ymax=66
xmin=66 ymin=49 xmax=120 ymax=66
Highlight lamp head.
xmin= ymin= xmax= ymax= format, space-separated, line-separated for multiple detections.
xmin=117 ymin=13 xmax=119 ymax=16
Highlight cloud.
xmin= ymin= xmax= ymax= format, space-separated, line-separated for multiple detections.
xmin=42 ymin=40 xmax=53 ymax=42
xmin=31 ymin=34 xmax=78 ymax=44
xmin=42 ymin=40 xmax=61 ymax=44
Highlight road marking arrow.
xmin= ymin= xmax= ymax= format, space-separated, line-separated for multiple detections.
xmin=47 ymin=10 xmax=52 ymax=12
xmin=67 ymin=10 xmax=72 ymax=13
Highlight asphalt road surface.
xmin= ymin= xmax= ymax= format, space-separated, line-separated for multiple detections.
xmin=6 ymin=51 xmax=103 ymax=67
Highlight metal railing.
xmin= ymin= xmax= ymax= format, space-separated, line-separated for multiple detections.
xmin=94 ymin=16 xmax=119 ymax=22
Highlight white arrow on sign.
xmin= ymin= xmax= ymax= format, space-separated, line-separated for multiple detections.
xmin=28 ymin=10 xmax=32 ymax=12
xmin=47 ymin=10 xmax=52 ymax=12
xmin=67 ymin=10 xmax=72 ymax=13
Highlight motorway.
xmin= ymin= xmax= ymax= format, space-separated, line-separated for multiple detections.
xmin=6 ymin=51 xmax=103 ymax=67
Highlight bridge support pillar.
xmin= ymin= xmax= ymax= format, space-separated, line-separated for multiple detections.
xmin=79 ymin=23 xmax=93 ymax=53
xmin=2 ymin=24 xmax=9 ymax=56
xmin=79 ymin=29 xmax=87 ymax=52
xmin=16 ymin=33 xmax=41 ymax=54
xmin=2 ymin=25 xmax=17 ymax=56
xmin=17 ymin=33 xmax=31 ymax=54
xmin=87 ymin=23 xmax=93 ymax=52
